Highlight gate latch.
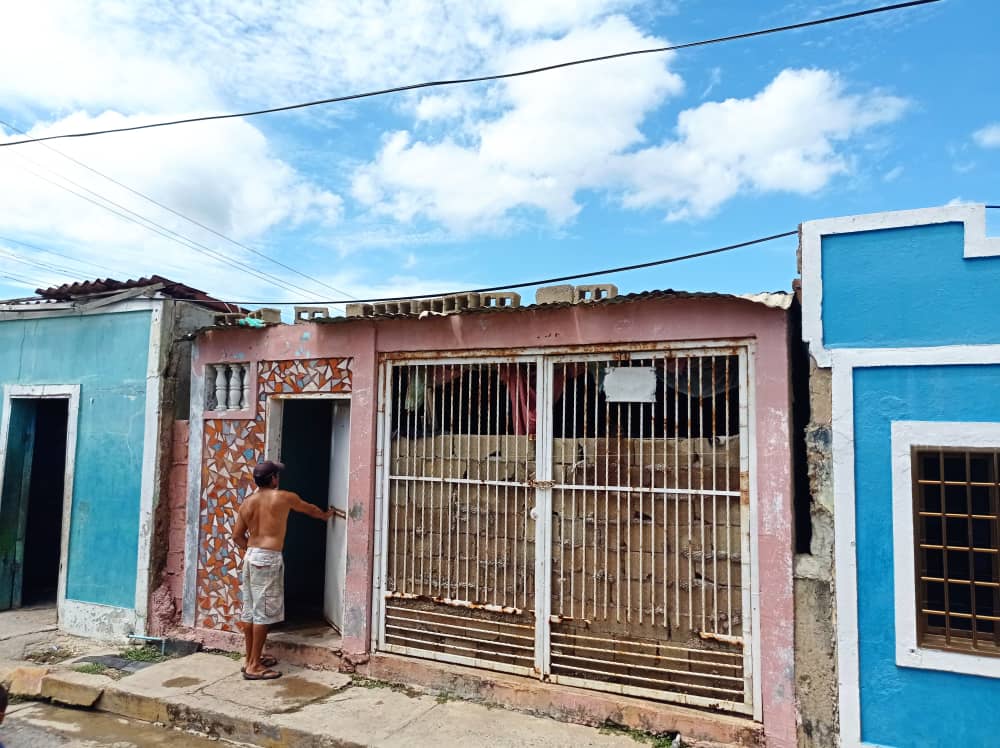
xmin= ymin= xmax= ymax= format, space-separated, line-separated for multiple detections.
xmin=527 ymin=479 xmax=555 ymax=490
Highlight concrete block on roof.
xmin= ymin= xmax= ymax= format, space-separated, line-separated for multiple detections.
xmin=345 ymin=303 xmax=373 ymax=318
xmin=576 ymin=283 xmax=618 ymax=302
xmin=482 ymin=291 xmax=520 ymax=308
xmin=250 ymin=308 xmax=283 ymax=324
xmin=535 ymin=285 xmax=575 ymax=305
xmin=293 ymin=306 xmax=329 ymax=323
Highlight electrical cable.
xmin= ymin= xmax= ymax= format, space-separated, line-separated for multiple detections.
xmin=5 ymin=155 xmax=347 ymax=311
xmin=0 ymin=234 xmax=120 ymax=277
xmin=0 ymin=0 xmax=940 ymax=148
xmin=223 ymin=229 xmax=798 ymax=306
xmin=0 ymin=118 xmax=356 ymax=299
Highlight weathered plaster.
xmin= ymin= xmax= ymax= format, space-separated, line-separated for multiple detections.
xmin=793 ymin=360 xmax=838 ymax=748
xmin=187 ymin=296 xmax=796 ymax=745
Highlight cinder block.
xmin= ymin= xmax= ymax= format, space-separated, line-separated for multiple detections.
xmin=481 ymin=292 xmax=520 ymax=308
xmin=576 ymin=284 xmax=618 ymax=302
xmin=293 ymin=306 xmax=329 ymax=323
xmin=535 ymin=285 xmax=575 ymax=305
xmin=345 ymin=303 xmax=374 ymax=318
xmin=249 ymin=308 xmax=283 ymax=324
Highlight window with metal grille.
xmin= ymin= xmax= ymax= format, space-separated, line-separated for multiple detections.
xmin=914 ymin=448 xmax=1000 ymax=655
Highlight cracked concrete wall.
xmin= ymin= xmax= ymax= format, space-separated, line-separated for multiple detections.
xmin=793 ymin=358 xmax=838 ymax=747
xmin=148 ymin=301 xmax=217 ymax=636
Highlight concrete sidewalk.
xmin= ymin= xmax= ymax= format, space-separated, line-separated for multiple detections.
xmin=2 ymin=652 xmax=672 ymax=748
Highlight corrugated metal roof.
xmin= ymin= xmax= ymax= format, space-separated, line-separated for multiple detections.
xmin=4 ymin=275 xmax=242 ymax=313
xmin=311 ymin=288 xmax=793 ymax=325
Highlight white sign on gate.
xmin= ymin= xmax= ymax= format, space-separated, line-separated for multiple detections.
xmin=602 ymin=366 xmax=657 ymax=402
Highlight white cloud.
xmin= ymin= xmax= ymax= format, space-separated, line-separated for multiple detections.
xmin=618 ymin=69 xmax=908 ymax=219
xmin=973 ymin=123 xmax=1000 ymax=149
xmin=357 ymin=66 xmax=907 ymax=229
xmin=883 ymin=165 xmax=904 ymax=182
xmin=493 ymin=0 xmax=641 ymax=32
xmin=0 ymin=113 xmax=341 ymax=298
xmin=353 ymin=16 xmax=683 ymax=231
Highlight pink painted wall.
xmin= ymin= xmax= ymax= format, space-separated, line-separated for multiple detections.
xmin=189 ymin=296 xmax=795 ymax=746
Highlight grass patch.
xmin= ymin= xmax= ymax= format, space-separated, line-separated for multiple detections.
xmin=202 ymin=647 xmax=242 ymax=661
xmin=599 ymin=722 xmax=674 ymax=748
xmin=73 ymin=662 xmax=108 ymax=676
xmin=24 ymin=646 xmax=76 ymax=665
xmin=435 ymin=691 xmax=457 ymax=704
xmin=350 ymin=675 xmax=423 ymax=698
xmin=120 ymin=645 xmax=169 ymax=663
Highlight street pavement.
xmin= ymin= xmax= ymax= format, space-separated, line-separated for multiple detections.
xmin=1 ymin=702 xmax=236 ymax=747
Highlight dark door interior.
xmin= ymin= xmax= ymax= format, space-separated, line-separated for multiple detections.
xmin=278 ymin=399 xmax=332 ymax=623
xmin=0 ymin=398 xmax=67 ymax=610
xmin=21 ymin=399 xmax=68 ymax=606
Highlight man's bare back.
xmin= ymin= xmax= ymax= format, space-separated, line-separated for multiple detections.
xmin=234 ymin=487 xmax=336 ymax=552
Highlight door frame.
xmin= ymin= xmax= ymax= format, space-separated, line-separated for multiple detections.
xmin=0 ymin=384 xmax=80 ymax=617
xmin=262 ymin=392 xmax=351 ymax=628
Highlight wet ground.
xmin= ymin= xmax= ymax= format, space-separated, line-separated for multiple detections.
xmin=1 ymin=702 xmax=243 ymax=747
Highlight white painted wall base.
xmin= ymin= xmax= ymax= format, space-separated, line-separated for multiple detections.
xmin=60 ymin=599 xmax=137 ymax=640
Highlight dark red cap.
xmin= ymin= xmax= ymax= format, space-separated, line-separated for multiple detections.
xmin=253 ymin=460 xmax=285 ymax=482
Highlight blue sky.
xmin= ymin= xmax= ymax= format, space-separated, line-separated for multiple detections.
xmin=0 ymin=0 xmax=997 ymax=311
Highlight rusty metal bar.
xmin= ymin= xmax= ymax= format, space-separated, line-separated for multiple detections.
xmin=687 ymin=355 xmax=693 ymax=631
xmin=674 ymin=356 xmax=681 ymax=630
xmin=726 ymin=356 xmax=742 ymax=635
xmin=712 ymin=356 xmax=718 ymax=633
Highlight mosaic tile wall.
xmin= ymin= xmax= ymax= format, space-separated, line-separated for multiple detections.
xmin=196 ymin=358 xmax=352 ymax=630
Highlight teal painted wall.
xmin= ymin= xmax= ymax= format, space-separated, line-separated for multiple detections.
xmin=0 ymin=311 xmax=152 ymax=609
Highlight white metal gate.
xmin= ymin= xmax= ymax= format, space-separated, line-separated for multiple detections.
xmin=375 ymin=345 xmax=753 ymax=714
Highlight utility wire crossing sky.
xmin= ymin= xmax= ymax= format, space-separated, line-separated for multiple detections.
xmin=0 ymin=0 xmax=939 ymax=149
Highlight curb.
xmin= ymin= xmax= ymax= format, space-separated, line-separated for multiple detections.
xmin=6 ymin=666 xmax=366 ymax=748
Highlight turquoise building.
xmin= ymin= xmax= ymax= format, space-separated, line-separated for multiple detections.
xmin=801 ymin=204 xmax=1000 ymax=747
xmin=0 ymin=278 xmax=220 ymax=638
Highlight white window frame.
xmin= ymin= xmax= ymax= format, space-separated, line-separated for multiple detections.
xmin=892 ymin=420 xmax=1000 ymax=679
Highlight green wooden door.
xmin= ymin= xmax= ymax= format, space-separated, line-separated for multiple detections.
xmin=0 ymin=399 xmax=37 ymax=610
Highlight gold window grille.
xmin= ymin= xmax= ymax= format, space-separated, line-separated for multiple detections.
xmin=914 ymin=448 xmax=1000 ymax=655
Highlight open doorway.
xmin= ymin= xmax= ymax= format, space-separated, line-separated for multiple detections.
xmin=266 ymin=396 xmax=350 ymax=632
xmin=0 ymin=395 xmax=72 ymax=612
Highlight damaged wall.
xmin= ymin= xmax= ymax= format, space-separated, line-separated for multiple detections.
xmin=793 ymin=358 xmax=838 ymax=748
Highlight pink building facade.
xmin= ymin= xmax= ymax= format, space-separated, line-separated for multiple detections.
xmin=176 ymin=290 xmax=797 ymax=746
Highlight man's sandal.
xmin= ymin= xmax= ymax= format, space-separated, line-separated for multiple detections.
xmin=240 ymin=655 xmax=277 ymax=672
xmin=242 ymin=668 xmax=281 ymax=681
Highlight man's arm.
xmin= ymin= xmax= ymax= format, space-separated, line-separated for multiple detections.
xmin=287 ymin=493 xmax=336 ymax=521
xmin=233 ymin=508 xmax=249 ymax=551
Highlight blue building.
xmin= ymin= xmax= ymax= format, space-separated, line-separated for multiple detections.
xmin=0 ymin=277 xmax=223 ymax=639
xmin=800 ymin=204 xmax=1000 ymax=747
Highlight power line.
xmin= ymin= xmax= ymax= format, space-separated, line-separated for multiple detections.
xmin=4 ymin=153 xmax=347 ymax=311
xmin=0 ymin=270 xmax=51 ymax=289
xmin=0 ymin=0 xmax=940 ymax=148
xmin=0 ymin=118 xmax=356 ymax=299
xmin=0 ymin=234 xmax=120 ymax=277
xmin=224 ymin=230 xmax=798 ymax=306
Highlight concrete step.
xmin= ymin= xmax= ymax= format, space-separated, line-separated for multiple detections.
xmin=361 ymin=653 xmax=760 ymax=748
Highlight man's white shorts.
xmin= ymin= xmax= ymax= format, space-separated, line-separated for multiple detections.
xmin=240 ymin=547 xmax=285 ymax=625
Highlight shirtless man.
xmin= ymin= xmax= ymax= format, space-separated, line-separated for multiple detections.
xmin=233 ymin=460 xmax=338 ymax=680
